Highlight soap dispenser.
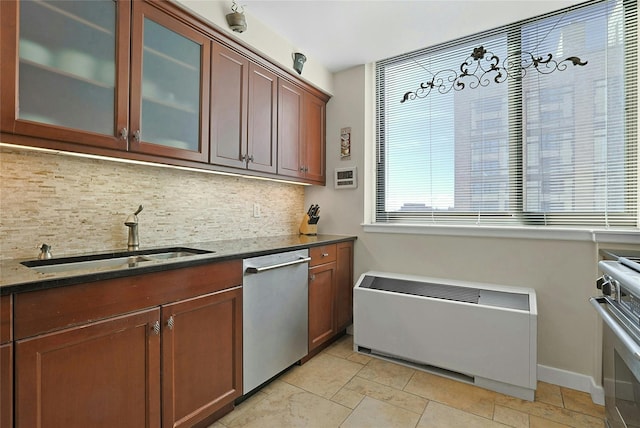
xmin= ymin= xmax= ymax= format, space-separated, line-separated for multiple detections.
xmin=38 ymin=243 xmax=52 ymax=260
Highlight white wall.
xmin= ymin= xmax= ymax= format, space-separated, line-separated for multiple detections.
xmin=175 ymin=0 xmax=334 ymax=94
xmin=306 ymin=64 xmax=625 ymax=400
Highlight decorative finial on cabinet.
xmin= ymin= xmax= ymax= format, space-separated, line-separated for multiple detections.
xmin=226 ymin=0 xmax=247 ymax=33
xmin=293 ymin=52 xmax=306 ymax=75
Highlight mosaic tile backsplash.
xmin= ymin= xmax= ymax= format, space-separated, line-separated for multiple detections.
xmin=0 ymin=146 xmax=305 ymax=260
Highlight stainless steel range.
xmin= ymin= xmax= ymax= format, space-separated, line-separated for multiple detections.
xmin=592 ymin=253 xmax=640 ymax=428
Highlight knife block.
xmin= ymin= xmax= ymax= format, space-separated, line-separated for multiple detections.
xmin=299 ymin=214 xmax=317 ymax=236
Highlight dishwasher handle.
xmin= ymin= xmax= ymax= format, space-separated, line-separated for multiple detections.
xmin=245 ymin=256 xmax=311 ymax=274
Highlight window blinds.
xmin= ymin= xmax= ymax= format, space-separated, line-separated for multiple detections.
xmin=376 ymin=0 xmax=638 ymax=228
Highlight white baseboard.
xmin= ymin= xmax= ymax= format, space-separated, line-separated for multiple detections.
xmin=538 ymin=364 xmax=604 ymax=405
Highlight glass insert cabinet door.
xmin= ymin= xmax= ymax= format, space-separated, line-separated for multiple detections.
xmin=129 ymin=2 xmax=210 ymax=163
xmin=5 ymin=0 xmax=129 ymax=150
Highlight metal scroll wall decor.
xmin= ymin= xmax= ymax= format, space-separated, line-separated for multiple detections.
xmin=401 ymin=46 xmax=588 ymax=103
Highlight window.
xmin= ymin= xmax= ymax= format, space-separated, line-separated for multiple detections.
xmin=376 ymin=0 xmax=637 ymax=228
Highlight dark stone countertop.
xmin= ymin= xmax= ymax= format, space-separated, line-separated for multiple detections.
xmin=0 ymin=234 xmax=356 ymax=295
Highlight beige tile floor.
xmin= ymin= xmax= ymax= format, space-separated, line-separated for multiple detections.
xmin=211 ymin=335 xmax=605 ymax=428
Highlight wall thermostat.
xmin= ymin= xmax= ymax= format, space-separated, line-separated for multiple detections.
xmin=334 ymin=166 xmax=357 ymax=189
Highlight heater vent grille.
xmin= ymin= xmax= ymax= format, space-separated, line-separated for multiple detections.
xmin=363 ymin=276 xmax=479 ymax=304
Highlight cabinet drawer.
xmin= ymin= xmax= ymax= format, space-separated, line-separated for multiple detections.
xmin=309 ymin=244 xmax=336 ymax=267
xmin=0 ymin=295 xmax=11 ymax=344
xmin=14 ymin=260 xmax=242 ymax=340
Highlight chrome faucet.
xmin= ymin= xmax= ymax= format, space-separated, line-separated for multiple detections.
xmin=125 ymin=205 xmax=143 ymax=251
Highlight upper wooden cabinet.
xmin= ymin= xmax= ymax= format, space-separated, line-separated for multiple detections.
xmin=278 ymin=80 xmax=326 ymax=184
xmin=303 ymin=92 xmax=327 ymax=184
xmin=210 ymin=44 xmax=248 ymax=169
xmin=211 ymin=44 xmax=277 ymax=174
xmin=129 ymin=1 xmax=210 ymax=162
xmin=0 ymin=0 xmax=130 ymax=150
xmin=1 ymin=0 xmax=210 ymax=161
xmin=246 ymin=63 xmax=278 ymax=173
xmin=0 ymin=0 xmax=329 ymax=185
xmin=278 ymin=80 xmax=304 ymax=179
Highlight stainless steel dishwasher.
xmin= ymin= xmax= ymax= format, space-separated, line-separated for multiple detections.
xmin=242 ymin=249 xmax=310 ymax=394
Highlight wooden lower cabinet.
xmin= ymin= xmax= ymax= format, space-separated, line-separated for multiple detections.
xmin=14 ymin=288 xmax=244 ymax=428
xmin=12 ymin=260 xmax=244 ymax=428
xmin=308 ymin=241 xmax=355 ymax=353
xmin=335 ymin=241 xmax=354 ymax=331
xmin=1 ymin=294 xmax=11 ymax=428
xmin=162 ymin=286 xmax=242 ymax=428
xmin=308 ymin=261 xmax=337 ymax=351
xmin=1 ymin=343 xmax=12 ymax=428
xmin=1 ymin=294 xmax=11 ymax=344
xmin=15 ymin=308 xmax=161 ymax=428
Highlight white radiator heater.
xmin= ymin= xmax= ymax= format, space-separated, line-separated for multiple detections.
xmin=353 ymin=271 xmax=537 ymax=401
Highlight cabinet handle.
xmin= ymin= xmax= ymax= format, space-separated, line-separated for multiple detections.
xmin=167 ymin=316 xmax=175 ymax=330
xmin=119 ymin=127 xmax=128 ymax=140
xmin=133 ymin=130 xmax=141 ymax=143
xmin=299 ymin=166 xmax=305 ymax=172
xmin=247 ymin=155 xmax=254 ymax=163
xmin=246 ymin=256 xmax=311 ymax=274
xmin=322 ymin=253 xmax=329 ymax=257
xmin=241 ymin=154 xmax=247 ymax=162
xmin=152 ymin=320 xmax=160 ymax=335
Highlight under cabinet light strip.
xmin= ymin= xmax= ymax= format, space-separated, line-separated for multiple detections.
xmin=0 ymin=142 xmax=310 ymax=186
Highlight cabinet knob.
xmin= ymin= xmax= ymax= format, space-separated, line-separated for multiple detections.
xmin=247 ymin=155 xmax=254 ymax=163
xmin=119 ymin=127 xmax=128 ymax=141
xmin=152 ymin=320 xmax=160 ymax=335
xmin=310 ymin=274 xmax=315 ymax=281
xmin=167 ymin=316 xmax=175 ymax=330
xmin=133 ymin=129 xmax=141 ymax=143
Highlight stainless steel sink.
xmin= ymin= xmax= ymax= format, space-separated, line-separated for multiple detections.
xmin=25 ymin=255 xmax=154 ymax=274
xmin=145 ymin=251 xmax=202 ymax=260
xmin=22 ymin=247 xmax=213 ymax=274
